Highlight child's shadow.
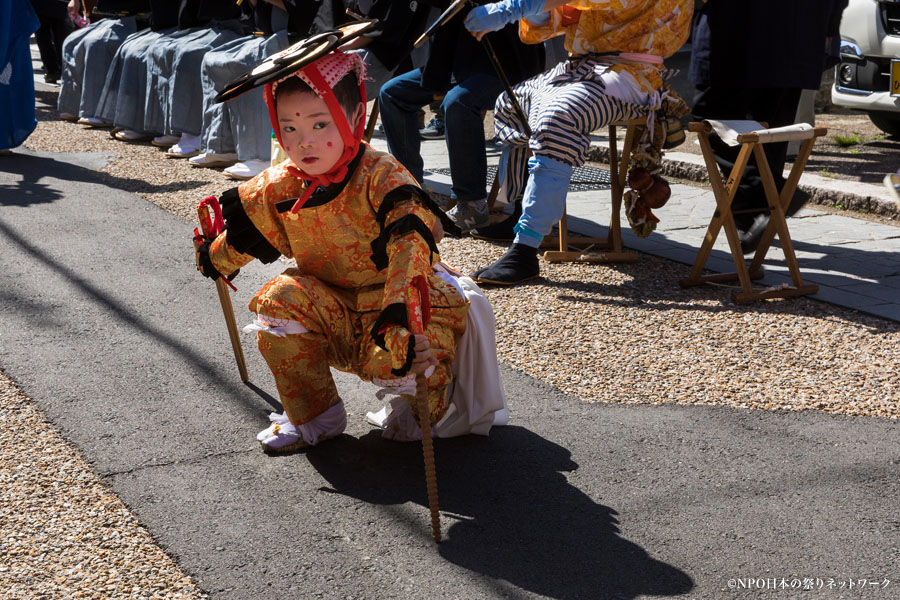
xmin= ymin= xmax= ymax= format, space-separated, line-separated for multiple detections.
xmin=308 ymin=426 xmax=693 ymax=599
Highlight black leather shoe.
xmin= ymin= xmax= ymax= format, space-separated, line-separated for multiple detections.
xmin=738 ymin=213 xmax=769 ymax=255
xmin=470 ymin=243 xmax=540 ymax=285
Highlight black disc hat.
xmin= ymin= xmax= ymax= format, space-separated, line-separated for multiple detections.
xmin=214 ymin=20 xmax=378 ymax=104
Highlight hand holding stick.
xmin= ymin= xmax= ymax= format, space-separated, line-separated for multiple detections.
xmin=406 ymin=276 xmax=441 ymax=542
xmin=194 ymin=197 xmax=250 ymax=383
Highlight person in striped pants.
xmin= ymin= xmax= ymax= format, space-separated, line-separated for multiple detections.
xmin=464 ymin=0 xmax=694 ymax=285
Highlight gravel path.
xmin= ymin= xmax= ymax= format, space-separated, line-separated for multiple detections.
xmin=4 ymin=101 xmax=898 ymax=598
xmin=0 ymin=372 xmax=205 ymax=600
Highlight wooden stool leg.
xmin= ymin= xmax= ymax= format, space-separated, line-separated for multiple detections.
xmin=542 ymin=120 xmax=639 ymax=264
xmin=363 ymin=98 xmax=379 ymax=144
xmin=680 ymin=132 xmax=755 ymax=290
xmin=745 ymin=144 xmax=811 ymax=292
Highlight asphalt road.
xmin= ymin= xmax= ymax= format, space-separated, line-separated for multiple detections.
xmin=1 ymin=150 xmax=898 ymax=599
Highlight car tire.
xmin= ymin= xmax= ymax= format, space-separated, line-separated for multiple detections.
xmin=868 ymin=111 xmax=900 ymax=137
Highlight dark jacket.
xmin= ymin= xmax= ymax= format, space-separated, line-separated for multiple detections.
xmin=689 ymin=0 xmax=849 ymax=90
xmin=93 ymin=0 xmax=152 ymax=16
xmin=363 ymin=0 xmax=432 ymax=72
xmin=284 ymin=0 xmax=352 ymax=37
xmin=421 ymin=1 xmax=543 ymax=93
xmin=148 ymin=0 xmax=178 ymax=30
xmin=29 ymin=0 xmax=69 ymax=19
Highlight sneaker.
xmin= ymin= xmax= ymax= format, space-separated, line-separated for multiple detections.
xmin=59 ymin=112 xmax=78 ymax=122
xmin=224 ymin=159 xmax=269 ymax=180
xmin=420 ymin=117 xmax=445 ymax=140
xmin=189 ymin=151 xmax=239 ymax=168
xmin=152 ymin=134 xmax=180 ymax=148
xmin=43 ymin=73 xmax=59 ymax=84
xmin=446 ymin=199 xmax=490 ymax=233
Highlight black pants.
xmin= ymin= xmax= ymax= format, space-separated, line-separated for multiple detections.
xmin=691 ymin=85 xmax=802 ymax=229
xmin=34 ymin=14 xmax=71 ymax=78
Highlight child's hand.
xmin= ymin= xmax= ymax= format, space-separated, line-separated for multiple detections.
xmin=411 ymin=334 xmax=438 ymax=375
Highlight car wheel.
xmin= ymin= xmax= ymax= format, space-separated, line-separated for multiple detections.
xmin=868 ymin=111 xmax=900 ymax=137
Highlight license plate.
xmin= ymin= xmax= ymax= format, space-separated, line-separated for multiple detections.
xmin=892 ymin=60 xmax=900 ymax=97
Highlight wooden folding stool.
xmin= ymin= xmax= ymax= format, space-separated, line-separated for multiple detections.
xmin=363 ymin=98 xmax=379 ymax=143
xmin=679 ymin=120 xmax=825 ymax=303
xmin=542 ymin=118 xmax=644 ymax=264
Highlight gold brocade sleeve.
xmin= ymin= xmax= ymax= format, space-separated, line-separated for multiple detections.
xmin=520 ymin=0 xmax=693 ymax=75
xmin=236 ymin=165 xmax=298 ymax=259
xmin=379 ymin=197 xmax=439 ymax=372
xmin=209 ymin=232 xmax=255 ymax=277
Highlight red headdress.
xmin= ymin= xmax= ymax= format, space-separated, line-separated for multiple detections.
xmin=264 ymin=50 xmax=368 ymax=213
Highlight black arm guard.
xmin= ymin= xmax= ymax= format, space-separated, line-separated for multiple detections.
xmin=219 ymin=187 xmax=282 ymax=264
xmin=376 ymin=185 xmax=462 ymax=238
xmin=369 ymin=214 xmax=440 ymax=272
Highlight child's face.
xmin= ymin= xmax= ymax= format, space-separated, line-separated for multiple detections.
xmin=275 ymin=91 xmax=363 ymax=176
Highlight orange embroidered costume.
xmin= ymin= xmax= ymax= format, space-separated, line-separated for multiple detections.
xmin=462 ymin=0 xmax=694 ymax=285
xmin=196 ymin=49 xmax=474 ymax=450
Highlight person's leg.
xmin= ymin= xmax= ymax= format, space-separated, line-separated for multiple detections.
xmin=249 ymin=271 xmax=352 ymax=451
xmin=94 ymin=29 xmax=153 ymax=125
xmin=693 ymin=84 xmax=803 ymax=253
xmin=48 ymin=15 xmax=71 ymax=79
xmin=33 ymin=15 xmax=60 ymax=81
xmin=56 ymin=23 xmax=95 ymax=117
xmin=56 ymin=23 xmax=95 ymax=116
xmin=78 ymin=17 xmax=136 ymax=119
xmin=472 ymin=80 xmax=644 ymax=285
xmin=360 ymin=283 xmax=468 ymax=428
xmin=168 ymin=24 xmax=242 ymax=139
xmin=196 ymin=35 xmax=258 ymax=162
xmin=441 ymin=73 xmax=504 ymax=232
xmin=378 ymin=68 xmax=434 ymax=182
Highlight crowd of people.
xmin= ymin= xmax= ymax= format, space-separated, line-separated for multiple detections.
xmin=3 ymin=0 xmax=848 ymax=450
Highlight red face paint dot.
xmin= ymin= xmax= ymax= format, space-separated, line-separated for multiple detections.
xmin=295 ymin=112 xmax=300 ymax=116
xmin=327 ymin=141 xmax=333 ymax=147
xmin=285 ymin=146 xmax=291 ymax=151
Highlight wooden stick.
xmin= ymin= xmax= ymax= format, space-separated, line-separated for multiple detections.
xmin=215 ymin=277 xmax=250 ymax=383
xmin=198 ymin=200 xmax=250 ymax=383
xmin=406 ymin=282 xmax=441 ymax=543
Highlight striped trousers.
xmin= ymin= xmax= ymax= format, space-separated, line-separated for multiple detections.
xmin=493 ymin=58 xmax=648 ymax=206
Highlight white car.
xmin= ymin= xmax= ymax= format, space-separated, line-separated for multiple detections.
xmin=832 ymin=0 xmax=900 ymax=135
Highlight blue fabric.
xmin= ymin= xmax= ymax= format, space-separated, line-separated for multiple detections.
xmin=0 ymin=0 xmax=41 ymax=149
xmin=57 ymin=17 xmax=138 ymax=119
xmin=464 ymin=0 xmax=547 ymax=33
xmin=513 ymin=154 xmax=572 ymax=248
xmin=379 ymin=68 xmax=503 ymax=202
xmin=96 ymin=27 xmax=175 ymax=132
xmin=200 ymin=31 xmax=290 ymax=161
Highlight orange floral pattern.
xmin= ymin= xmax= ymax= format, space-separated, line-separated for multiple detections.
xmin=208 ymin=145 xmax=469 ymax=426
xmin=519 ymin=0 xmax=694 ymax=93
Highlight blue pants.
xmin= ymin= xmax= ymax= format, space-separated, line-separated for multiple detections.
xmin=58 ymin=17 xmax=137 ymax=119
xmin=200 ymin=32 xmax=289 ymax=161
xmin=378 ymin=68 xmax=503 ymax=203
